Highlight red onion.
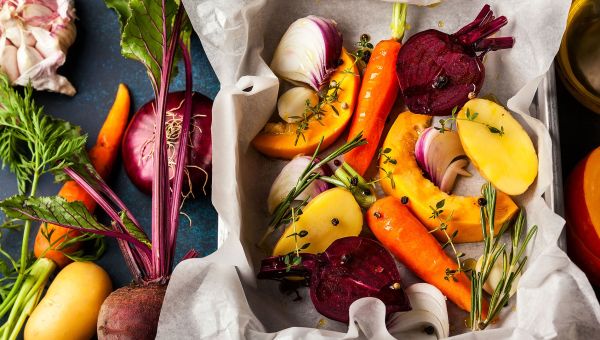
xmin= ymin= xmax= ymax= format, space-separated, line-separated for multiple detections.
xmin=270 ymin=15 xmax=343 ymax=91
xmin=122 ymin=91 xmax=212 ymax=195
xmin=415 ymin=127 xmax=470 ymax=193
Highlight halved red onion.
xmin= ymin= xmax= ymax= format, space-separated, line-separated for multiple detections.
xmin=415 ymin=127 xmax=471 ymax=193
xmin=270 ymin=15 xmax=343 ymax=91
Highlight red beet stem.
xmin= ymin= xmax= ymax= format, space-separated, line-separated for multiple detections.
xmin=475 ymin=37 xmax=515 ymax=52
xmin=453 ymin=4 xmax=493 ymax=37
xmin=257 ymin=254 xmax=317 ymax=281
xmin=456 ymin=15 xmax=509 ymax=46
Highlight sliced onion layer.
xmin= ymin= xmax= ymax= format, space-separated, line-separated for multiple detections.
xmin=415 ymin=127 xmax=470 ymax=193
xmin=270 ymin=15 xmax=343 ymax=91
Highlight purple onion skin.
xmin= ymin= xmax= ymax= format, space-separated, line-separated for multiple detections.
xmin=396 ymin=5 xmax=514 ymax=116
xmin=122 ymin=91 xmax=212 ymax=195
xmin=258 ymin=237 xmax=411 ymax=323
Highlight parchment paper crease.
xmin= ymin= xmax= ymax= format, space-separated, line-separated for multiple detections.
xmin=157 ymin=1 xmax=600 ymax=339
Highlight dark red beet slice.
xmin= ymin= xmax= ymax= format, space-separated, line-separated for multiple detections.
xmin=258 ymin=237 xmax=411 ymax=323
xmin=396 ymin=4 xmax=514 ymax=116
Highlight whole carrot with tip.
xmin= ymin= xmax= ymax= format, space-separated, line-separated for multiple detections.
xmin=33 ymin=84 xmax=131 ymax=267
xmin=344 ymin=3 xmax=407 ymax=175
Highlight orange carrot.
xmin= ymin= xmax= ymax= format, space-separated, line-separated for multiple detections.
xmin=344 ymin=3 xmax=408 ymax=175
xmin=344 ymin=39 xmax=401 ymax=175
xmin=33 ymin=84 xmax=131 ymax=267
xmin=367 ymin=196 xmax=482 ymax=314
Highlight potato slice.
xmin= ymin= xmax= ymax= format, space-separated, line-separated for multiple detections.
xmin=457 ymin=99 xmax=538 ymax=196
xmin=273 ymin=188 xmax=362 ymax=256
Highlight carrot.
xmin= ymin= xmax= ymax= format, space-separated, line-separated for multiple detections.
xmin=344 ymin=3 xmax=407 ymax=176
xmin=344 ymin=40 xmax=401 ymax=175
xmin=367 ymin=196 xmax=484 ymax=314
xmin=33 ymin=84 xmax=131 ymax=267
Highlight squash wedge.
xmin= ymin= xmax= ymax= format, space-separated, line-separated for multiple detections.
xmin=252 ymin=49 xmax=360 ymax=159
xmin=380 ymin=111 xmax=518 ymax=243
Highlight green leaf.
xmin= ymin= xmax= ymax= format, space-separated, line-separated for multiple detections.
xmin=105 ymin=0 xmax=131 ymax=30
xmin=436 ymin=199 xmax=446 ymax=209
xmin=119 ymin=211 xmax=152 ymax=248
xmin=0 ymin=195 xmax=151 ymax=249
xmin=105 ymin=0 xmax=192 ymax=93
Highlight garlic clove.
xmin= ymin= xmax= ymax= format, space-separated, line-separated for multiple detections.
xmin=17 ymin=42 xmax=44 ymax=74
xmin=21 ymin=4 xmax=54 ymax=21
xmin=277 ymin=87 xmax=319 ymax=123
xmin=30 ymin=26 xmax=59 ymax=58
xmin=1 ymin=43 xmax=19 ymax=82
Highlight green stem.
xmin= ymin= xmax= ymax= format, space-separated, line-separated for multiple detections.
xmin=1 ymin=259 xmax=55 ymax=340
xmin=391 ymin=3 xmax=408 ymax=41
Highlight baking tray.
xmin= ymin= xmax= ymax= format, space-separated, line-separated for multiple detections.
xmin=533 ymin=65 xmax=564 ymax=218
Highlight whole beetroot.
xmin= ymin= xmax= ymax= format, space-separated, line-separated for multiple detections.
xmin=396 ymin=4 xmax=514 ymax=116
xmin=97 ymin=284 xmax=167 ymax=340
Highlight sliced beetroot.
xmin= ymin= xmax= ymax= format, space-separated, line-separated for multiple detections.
xmin=258 ymin=237 xmax=411 ymax=323
xmin=396 ymin=4 xmax=514 ymax=116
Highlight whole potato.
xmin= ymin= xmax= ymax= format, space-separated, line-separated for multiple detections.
xmin=25 ymin=261 xmax=112 ymax=340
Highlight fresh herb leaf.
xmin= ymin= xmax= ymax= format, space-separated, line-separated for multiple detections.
xmin=0 ymin=75 xmax=87 ymax=194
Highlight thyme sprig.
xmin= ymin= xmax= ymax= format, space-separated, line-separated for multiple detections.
xmin=428 ymin=199 xmax=468 ymax=281
xmin=283 ymin=207 xmax=310 ymax=272
xmin=469 ymin=183 xmax=538 ymax=331
xmin=436 ymin=107 xmax=505 ymax=137
xmin=258 ymin=133 xmax=367 ymax=246
xmin=294 ymin=79 xmax=345 ymax=145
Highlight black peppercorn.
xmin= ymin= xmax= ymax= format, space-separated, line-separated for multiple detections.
xmin=374 ymin=211 xmax=382 ymax=219
xmin=424 ymin=326 xmax=435 ymax=335
xmin=401 ymin=196 xmax=409 ymax=204
xmin=350 ymin=177 xmax=358 ymax=186
xmin=432 ymin=75 xmax=449 ymax=89
xmin=331 ymin=218 xmax=340 ymax=226
xmin=333 ymin=159 xmax=342 ymax=166
xmin=478 ymin=197 xmax=487 ymax=207
xmin=360 ymin=33 xmax=370 ymax=42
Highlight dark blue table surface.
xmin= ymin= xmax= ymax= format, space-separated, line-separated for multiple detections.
xmin=0 ymin=0 xmax=220 ymax=288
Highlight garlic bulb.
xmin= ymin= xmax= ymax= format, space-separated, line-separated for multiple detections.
xmin=0 ymin=0 xmax=77 ymax=95
xmin=277 ymin=87 xmax=319 ymax=123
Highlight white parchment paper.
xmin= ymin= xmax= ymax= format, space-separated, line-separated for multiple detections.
xmin=157 ymin=1 xmax=600 ymax=338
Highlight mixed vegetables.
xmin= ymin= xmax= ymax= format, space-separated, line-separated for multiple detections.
xmin=0 ymin=0 xmax=550 ymax=339
xmin=254 ymin=2 xmax=539 ymax=333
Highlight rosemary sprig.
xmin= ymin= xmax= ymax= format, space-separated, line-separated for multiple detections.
xmin=436 ymin=107 xmax=505 ymax=137
xmin=258 ymin=133 xmax=367 ymax=246
xmin=469 ymin=183 xmax=538 ymax=331
xmin=428 ymin=200 xmax=467 ymax=281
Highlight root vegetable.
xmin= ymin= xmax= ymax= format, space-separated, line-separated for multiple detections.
xmin=396 ymin=5 xmax=514 ymax=116
xmin=122 ymin=91 xmax=212 ymax=195
xmin=24 ymin=262 xmax=112 ymax=340
xmin=97 ymin=284 xmax=167 ymax=340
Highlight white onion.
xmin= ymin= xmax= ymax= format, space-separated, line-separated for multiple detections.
xmin=277 ymin=87 xmax=318 ymax=123
xmin=415 ymin=127 xmax=471 ymax=193
xmin=267 ymin=156 xmax=329 ymax=214
xmin=270 ymin=15 xmax=342 ymax=91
